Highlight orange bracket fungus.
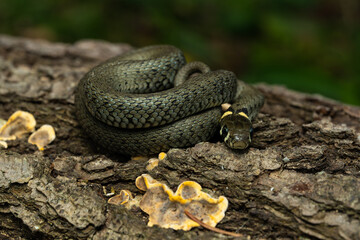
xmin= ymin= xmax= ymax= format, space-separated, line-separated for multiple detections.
xmin=135 ymin=174 xmax=228 ymax=231
xmin=28 ymin=124 xmax=56 ymax=151
xmin=0 ymin=111 xmax=36 ymax=141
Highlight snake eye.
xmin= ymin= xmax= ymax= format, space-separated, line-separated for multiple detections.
xmin=249 ymin=127 xmax=254 ymax=137
xmin=220 ymin=125 xmax=229 ymax=137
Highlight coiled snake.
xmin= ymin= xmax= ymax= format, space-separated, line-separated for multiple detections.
xmin=75 ymin=45 xmax=264 ymax=155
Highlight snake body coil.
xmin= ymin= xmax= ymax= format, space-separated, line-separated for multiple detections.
xmin=75 ymin=45 xmax=264 ymax=155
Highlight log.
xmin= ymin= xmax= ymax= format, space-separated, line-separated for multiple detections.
xmin=0 ymin=34 xmax=359 ymax=239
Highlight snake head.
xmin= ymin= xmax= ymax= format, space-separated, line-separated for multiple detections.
xmin=220 ymin=111 xmax=253 ymax=150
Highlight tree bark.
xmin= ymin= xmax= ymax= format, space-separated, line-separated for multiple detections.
xmin=0 ymin=34 xmax=359 ymax=240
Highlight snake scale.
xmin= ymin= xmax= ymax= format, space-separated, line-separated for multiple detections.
xmin=75 ymin=45 xmax=264 ymax=155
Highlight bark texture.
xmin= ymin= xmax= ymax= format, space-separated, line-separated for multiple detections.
xmin=0 ymin=35 xmax=359 ymax=240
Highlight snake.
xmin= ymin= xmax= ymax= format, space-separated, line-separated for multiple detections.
xmin=75 ymin=45 xmax=264 ymax=156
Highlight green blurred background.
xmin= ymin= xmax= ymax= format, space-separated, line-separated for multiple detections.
xmin=1 ymin=0 xmax=359 ymax=105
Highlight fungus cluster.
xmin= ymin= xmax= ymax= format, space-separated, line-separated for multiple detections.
xmin=108 ymin=189 xmax=141 ymax=209
xmin=0 ymin=110 xmax=55 ymax=150
xmin=146 ymin=152 xmax=167 ymax=171
xmin=0 ymin=111 xmax=36 ymax=141
xmin=28 ymin=124 xmax=56 ymax=150
xmin=135 ymin=174 xmax=228 ymax=231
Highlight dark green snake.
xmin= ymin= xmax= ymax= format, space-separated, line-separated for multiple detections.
xmin=75 ymin=45 xmax=264 ymax=156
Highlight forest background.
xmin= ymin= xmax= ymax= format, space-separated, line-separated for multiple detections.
xmin=0 ymin=0 xmax=359 ymax=105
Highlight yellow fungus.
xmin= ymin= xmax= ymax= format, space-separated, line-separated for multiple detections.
xmin=135 ymin=173 xmax=157 ymax=191
xmin=146 ymin=158 xmax=159 ymax=171
xmin=119 ymin=189 xmax=133 ymax=204
xmin=108 ymin=190 xmax=133 ymax=205
xmin=0 ymin=111 xmax=36 ymax=141
xmin=158 ymin=152 xmax=167 ymax=160
xmin=0 ymin=140 xmax=7 ymax=149
xmin=0 ymin=118 xmax=6 ymax=129
xmin=136 ymin=174 xmax=228 ymax=231
xmin=146 ymin=152 xmax=167 ymax=171
xmin=108 ymin=190 xmax=141 ymax=209
xmin=28 ymin=124 xmax=56 ymax=151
